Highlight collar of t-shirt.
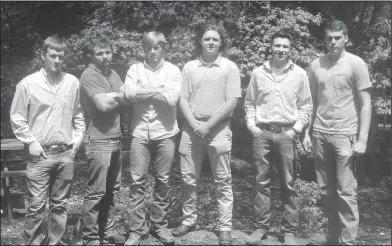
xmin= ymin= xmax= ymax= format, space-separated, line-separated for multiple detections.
xmin=197 ymin=54 xmax=222 ymax=67
xmin=262 ymin=59 xmax=294 ymax=74
xmin=88 ymin=63 xmax=112 ymax=76
xmin=41 ymin=68 xmax=64 ymax=84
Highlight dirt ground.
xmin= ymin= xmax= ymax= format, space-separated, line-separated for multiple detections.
xmin=1 ymin=149 xmax=391 ymax=245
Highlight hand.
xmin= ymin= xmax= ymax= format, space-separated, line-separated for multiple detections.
xmin=284 ymin=129 xmax=296 ymax=139
xmin=189 ymin=120 xmax=200 ymax=131
xmin=71 ymin=138 xmax=83 ymax=159
xmin=248 ymin=126 xmax=262 ymax=137
xmin=302 ymin=134 xmax=312 ymax=152
xmin=29 ymin=141 xmax=47 ymax=160
xmin=194 ymin=123 xmax=211 ymax=139
xmin=352 ymin=139 xmax=367 ymax=156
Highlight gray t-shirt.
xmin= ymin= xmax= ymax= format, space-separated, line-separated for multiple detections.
xmin=309 ymin=51 xmax=372 ymax=135
xmin=80 ymin=63 xmax=123 ymax=141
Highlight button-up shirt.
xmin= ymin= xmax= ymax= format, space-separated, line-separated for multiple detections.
xmin=244 ymin=60 xmax=312 ymax=133
xmin=181 ymin=55 xmax=242 ymax=119
xmin=124 ymin=59 xmax=182 ymax=140
xmin=10 ymin=68 xmax=85 ymax=146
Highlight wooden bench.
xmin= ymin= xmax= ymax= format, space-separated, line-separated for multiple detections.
xmin=1 ymin=138 xmax=25 ymax=224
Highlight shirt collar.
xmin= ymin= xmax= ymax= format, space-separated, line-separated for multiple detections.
xmin=88 ymin=63 xmax=112 ymax=76
xmin=262 ymin=59 xmax=294 ymax=73
xmin=197 ymin=53 xmax=222 ymax=67
xmin=143 ymin=58 xmax=165 ymax=71
xmin=41 ymin=68 xmax=63 ymax=83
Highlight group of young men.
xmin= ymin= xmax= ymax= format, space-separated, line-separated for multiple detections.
xmin=9 ymin=19 xmax=371 ymax=246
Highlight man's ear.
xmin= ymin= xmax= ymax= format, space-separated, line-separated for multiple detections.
xmin=344 ymin=35 xmax=349 ymax=44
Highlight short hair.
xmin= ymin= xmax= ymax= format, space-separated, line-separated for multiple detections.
xmin=42 ymin=35 xmax=69 ymax=55
xmin=194 ymin=22 xmax=230 ymax=56
xmin=142 ymin=31 xmax=167 ymax=48
xmin=325 ymin=20 xmax=348 ymax=36
xmin=84 ymin=34 xmax=113 ymax=56
xmin=271 ymin=31 xmax=293 ymax=47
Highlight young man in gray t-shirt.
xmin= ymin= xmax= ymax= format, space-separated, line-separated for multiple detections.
xmin=303 ymin=20 xmax=372 ymax=245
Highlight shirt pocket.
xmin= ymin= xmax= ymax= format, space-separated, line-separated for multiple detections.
xmin=333 ymin=74 xmax=352 ymax=95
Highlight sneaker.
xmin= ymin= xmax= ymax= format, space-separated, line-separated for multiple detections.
xmin=124 ymin=233 xmax=148 ymax=246
xmin=171 ymin=224 xmax=196 ymax=237
xmin=246 ymin=229 xmax=267 ymax=245
xmin=283 ymin=232 xmax=300 ymax=245
xmin=218 ymin=231 xmax=232 ymax=245
xmin=151 ymin=228 xmax=175 ymax=245
xmin=308 ymin=234 xmax=338 ymax=245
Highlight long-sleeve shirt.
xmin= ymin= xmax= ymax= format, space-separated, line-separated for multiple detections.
xmin=124 ymin=59 xmax=182 ymax=140
xmin=10 ymin=68 xmax=85 ymax=146
xmin=244 ymin=60 xmax=312 ymax=133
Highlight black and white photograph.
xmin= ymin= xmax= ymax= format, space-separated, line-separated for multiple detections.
xmin=1 ymin=1 xmax=391 ymax=245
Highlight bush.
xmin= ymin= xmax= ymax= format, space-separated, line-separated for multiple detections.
xmin=294 ymin=179 xmax=327 ymax=238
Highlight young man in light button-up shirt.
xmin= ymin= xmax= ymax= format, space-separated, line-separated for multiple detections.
xmin=244 ymin=31 xmax=312 ymax=245
xmin=10 ymin=35 xmax=85 ymax=245
xmin=122 ymin=31 xmax=182 ymax=245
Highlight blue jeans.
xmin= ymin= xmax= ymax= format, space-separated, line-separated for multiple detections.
xmin=312 ymin=131 xmax=358 ymax=245
xmin=252 ymin=130 xmax=299 ymax=233
xmin=23 ymin=149 xmax=74 ymax=245
xmin=81 ymin=139 xmax=122 ymax=242
xmin=126 ymin=136 xmax=175 ymax=235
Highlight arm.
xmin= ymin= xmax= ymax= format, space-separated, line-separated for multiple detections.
xmin=353 ymin=88 xmax=372 ymax=155
xmin=71 ymin=87 xmax=86 ymax=158
xmin=91 ymin=92 xmax=124 ymax=113
xmin=123 ymin=64 xmax=161 ymax=101
xmin=292 ymin=72 xmax=313 ymax=134
xmin=178 ymin=96 xmax=199 ymax=130
xmin=151 ymin=66 xmax=182 ymax=106
xmin=303 ymin=65 xmax=318 ymax=151
xmin=244 ymin=71 xmax=262 ymax=137
xmin=10 ymin=82 xmax=46 ymax=159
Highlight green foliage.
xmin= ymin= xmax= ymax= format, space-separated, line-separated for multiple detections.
xmin=294 ymin=179 xmax=327 ymax=237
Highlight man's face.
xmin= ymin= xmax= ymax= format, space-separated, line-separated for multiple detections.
xmin=271 ymin=37 xmax=291 ymax=63
xmin=143 ymin=41 xmax=164 ymax=65
xmin=41 ymin=47 xmax=65 ymax=74
xmin=324 ymin=30 xmax=348 ymax=55
xmin=200 ymin=30 xmax=222 ymax=57
xmin=91 ymin=45 xmax=112 ymax=68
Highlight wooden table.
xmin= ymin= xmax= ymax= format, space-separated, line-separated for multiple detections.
xmin=1 ymin=138 xmax=25 ymax=224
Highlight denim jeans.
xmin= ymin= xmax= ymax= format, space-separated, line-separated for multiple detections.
xmin=22 ymin=149 xmax=74 ymax=245
xmin=252 ymin=130 xmax=299 ymax=233
xmin=81 ymin=139 xmax=122 ymax=242
xmin=312 ymin=131 xmax=358 ymax=245
xmin=178 ymin=120 xmax=233 ymax=231
xmin=126 ymin=136 xmax=175 ymax=236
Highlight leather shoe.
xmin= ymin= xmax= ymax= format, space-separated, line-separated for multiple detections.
xmin=151 ymin=228 xmax=175 ymax=245
xmin=219 ymin=231 xmax=232 ymax=245
xmin=172 ymin=224 xmax=196 ymax=237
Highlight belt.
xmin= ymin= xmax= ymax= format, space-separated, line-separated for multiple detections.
xmin=42 ymin=144 xmax=72 ymax=153
xmin=257 ymin=123 xmax=293 ymax=133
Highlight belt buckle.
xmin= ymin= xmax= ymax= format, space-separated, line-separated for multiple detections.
xmin=270 ymin=125 xmax=282 ymax=133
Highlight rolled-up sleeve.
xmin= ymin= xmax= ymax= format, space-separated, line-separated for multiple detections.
xmin=124 ymin=64 xmax=141 ymax=101
xmin=10 ymin=82 xmax=37 ymax=144
xmin=162 ymin=65 xmax=182 ymax=106
xmin=244 ymin=71 xmax=258 ymax=128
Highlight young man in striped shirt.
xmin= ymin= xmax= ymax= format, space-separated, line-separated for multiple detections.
xmin=244 ymin=31 xmax=312 ymax=245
